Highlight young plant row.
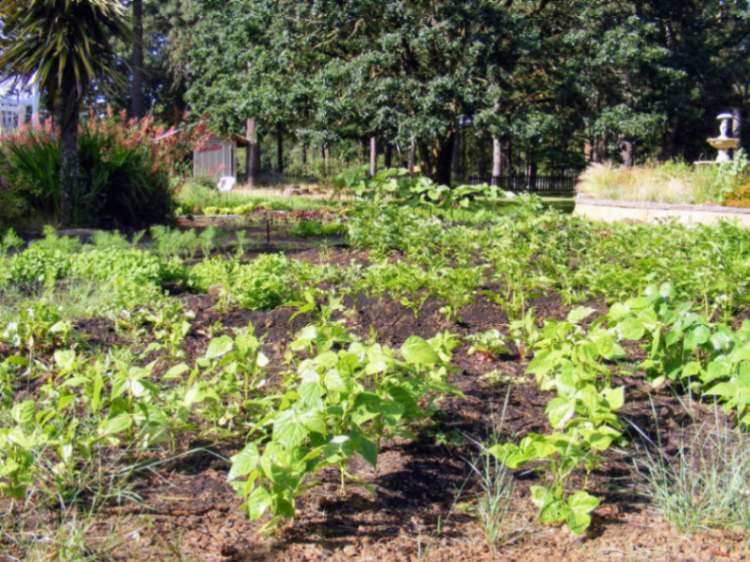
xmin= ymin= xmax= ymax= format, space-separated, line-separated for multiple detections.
xmin=493 ymin=283 xmax=750 ymax=535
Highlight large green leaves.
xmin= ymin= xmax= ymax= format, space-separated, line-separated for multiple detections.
xmin=400 ymin=336 xmax=439 ymax=366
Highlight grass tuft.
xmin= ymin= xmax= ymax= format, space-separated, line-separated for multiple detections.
xmin=636 ymin=414 xmax=750 ymax=535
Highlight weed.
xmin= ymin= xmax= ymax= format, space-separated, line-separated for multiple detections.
xmin=636 ymin=413 xmax=750 ymax=535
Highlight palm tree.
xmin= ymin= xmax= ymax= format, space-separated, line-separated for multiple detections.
xmin=0 ymin=0 xmax=130 ymax=225
xmin=130 ymin=0 xmax=145 ymax=118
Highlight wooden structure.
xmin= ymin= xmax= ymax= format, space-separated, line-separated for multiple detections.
xmin=193 ymin=134 xmax=250 ymax=181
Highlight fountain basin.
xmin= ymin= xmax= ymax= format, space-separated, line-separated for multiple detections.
xmin=707 ymin=137 xmax=740 ymax=151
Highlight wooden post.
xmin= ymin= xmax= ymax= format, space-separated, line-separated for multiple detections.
xmin=733 ymin=107 xmax=744 ymax=151
xmin=450 ymin=128 xmax=462 ymax=184
xmin=369 ymin=136 xmax=377 ymax=177
xmin=408 ymin=136 xmax=416 ymax=175
xmin=276 ymin=126 xmax=284 ymax=174
xmin=619 ymin=139 xmax=634 ymax=167
xmin=322 ymin=145 xmax=329 ymax=176
xmin=246 ymin=118 xmax=258 ymax=187
xmin=491 ymin=137 xmax=502 ymax=186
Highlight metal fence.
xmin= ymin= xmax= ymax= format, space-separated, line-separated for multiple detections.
xmin=497 ymin=175 xmax=577 ymax=196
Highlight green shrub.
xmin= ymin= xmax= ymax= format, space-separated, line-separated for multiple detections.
xmin=71 ymin=248 xmax=185 ymax=287
xmin=0 ymin=129 xmax=58 ymax=226
xmin=0 ymin=117 xmax=175 ymax=228
xmin=5 ymin=246 xmax=68 ymax=287
xmin=175 ymin=182 xmax=257 ymax=214
xmin=76 ymin=120 xmax=174 ymax=227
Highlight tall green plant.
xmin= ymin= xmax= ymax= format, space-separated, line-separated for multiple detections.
xmin=0 ymin=0 xmax=130 ymax=225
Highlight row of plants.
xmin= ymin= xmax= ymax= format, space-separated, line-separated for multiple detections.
xmin=0 ymin=290 xmax=456 ymax=531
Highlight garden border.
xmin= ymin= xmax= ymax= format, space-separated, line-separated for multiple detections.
xmin=574 ymin=197 xmax=750 ymax=227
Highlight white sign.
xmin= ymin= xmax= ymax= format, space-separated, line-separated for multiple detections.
xmin=217 ymin=176 xmax=237 ymax=193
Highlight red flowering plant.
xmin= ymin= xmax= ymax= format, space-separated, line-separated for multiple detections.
xmin=0 ymin=108 xmax=207 ymax=227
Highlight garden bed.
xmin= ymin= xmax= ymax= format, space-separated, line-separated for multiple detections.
xmin=4 ymin=282 xmax=740 ymax=562
xmin=3 ymin=203 xmax=750 ymax=561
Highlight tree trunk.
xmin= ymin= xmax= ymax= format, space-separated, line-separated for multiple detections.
xmin=276 ymin=126 xmax=284 ymax=174
xmin=590 ymin=135 xmax=600 ymax=163
xmin=491 ymin=136 xmax=502 ymax=186
xmin=733 ymin=107 xmax=744 ymax=152
xmin=436 ymin=134 xmax=456 ymax=186
xmin=408 ymin=137 xmax=416 ymax=175
xmin=527 ymin=158 xmax=537 ymax=190
xmin=384 ymin=144 xmax=393 ymax=169
xmin=369 ymin=136 xmax=377 ymax=177
xmin=57 ymin=93 xmax=81 ymax=226
xmin=450 ymin=128 xmax=462 ymax=183
xmin=322 ymin=146 xmax=330 ymax=176
xmin=246 ymin=118 xmax=258 ymax=187
xmin=130 ymin=0 xmax=145 ymax=118
xmin=619 ymin=139 xmax=634 ymax=167
xmin=302 ymin=143 xmax=308 ymax=166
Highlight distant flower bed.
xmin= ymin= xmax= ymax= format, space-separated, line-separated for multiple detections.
xmin=577 ymin=154 xmax=750 ymax=207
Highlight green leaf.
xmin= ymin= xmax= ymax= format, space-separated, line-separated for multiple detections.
xmin=705 ymin=381 xmax=737 ymax=399
xmin=567 ymin=307 xmax=596 ymax=324
xmin=349 ymin=430 xmax=378 ymax=467
xmin=546 ymin=397 xmax=576 ymax=429
xmin=530 ymin=484 xmax=554 ymax=509
xmin=98 ymin=414 xmax=132 ymax=437
xmin=246 ymin=485 xmax=273 ymax=520
xmin=684 ymin=325 xmax=711 ymax=352
xmin=54 ymin=350 xmax=76 ymax=371
xmin=603 ymin=386 xmax=625 ymax=411
xmin=205 ymin=335 xmax=234 ymax=359
xmin=401 ymin=336 xmax=439 ymax=366
xmin=229 ymin=443 xmax=260 ymax=481
xmin=618 ymin=317 xmax=645 ymax=341
xmin=163 ymin=363 xmax=190 ymax=381
xmin=566 ymin=490 xmax=599 ymax=534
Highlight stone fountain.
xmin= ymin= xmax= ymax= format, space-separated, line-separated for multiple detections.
xmin=707 ymin=113 xmax=740 ymax=163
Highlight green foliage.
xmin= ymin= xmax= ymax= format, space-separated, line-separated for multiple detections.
xmin=0 ymin=118 xmax=174 ymax=227
xmin=191 ymin=254 xmax=305 ymax=311
xmin=290 ymin=220 xmax=346 ymax=238
xmin=467 ymin=330 xmax=511 ymax=359
xmin=490 ymin=307 xmax=626 ymax=535
xmin=229 ymin=330 xmax=458 ymax=529
xmin=0 ymin=129 xmax=59 ymax=224
xmin=77 ymin=120 xmax=174 ymax=227
xmin=335 ymin=167 xmax=508 ymax=210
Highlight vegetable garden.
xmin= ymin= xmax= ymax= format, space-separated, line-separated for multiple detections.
xmin=3 ymin=183 xmax=750 ymax=561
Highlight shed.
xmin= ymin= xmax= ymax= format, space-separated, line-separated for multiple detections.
xmin=193 ymin=134 xmax=250 ymax=181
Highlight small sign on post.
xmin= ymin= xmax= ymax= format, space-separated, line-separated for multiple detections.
xmin=217 ymin=176 xmax=237 ymax=192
